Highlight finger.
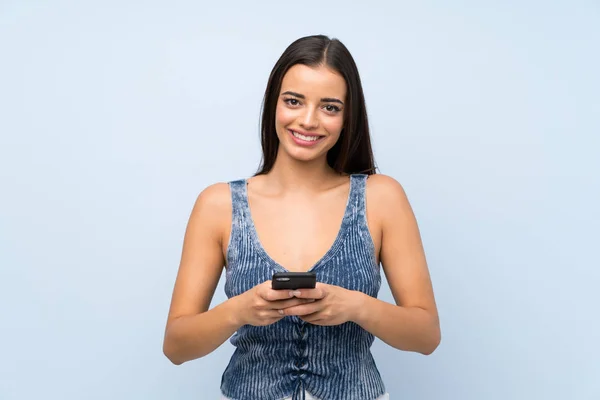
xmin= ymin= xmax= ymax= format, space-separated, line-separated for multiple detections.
xmin=290 ymin=286 xmax=326 ymax=300
xmin=280 ymin=301 xmax=322 ymax=316
xmin=258 ymin=309 xmax=286 ymax=320
xmin=272 ymin=298 xmax=315 ymax=310
xmin=260 ymin=288 xmax=296 ymax=302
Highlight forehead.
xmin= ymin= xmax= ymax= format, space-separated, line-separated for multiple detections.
xmin=280 ymin=64 xmax=347 ymax=99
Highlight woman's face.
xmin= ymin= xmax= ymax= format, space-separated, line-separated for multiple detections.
xmin=274 ymin=64 xmax=347 ymax=164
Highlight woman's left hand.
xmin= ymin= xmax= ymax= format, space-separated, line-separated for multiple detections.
xmin=280 ymin=283 xmax=365 ymax=326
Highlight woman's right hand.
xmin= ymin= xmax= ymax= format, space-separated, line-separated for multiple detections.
xmin=234 ymin=280 xmax=315 ymax=326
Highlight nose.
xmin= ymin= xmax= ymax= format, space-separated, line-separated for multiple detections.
xmin=300 ymin=107 xmax=319 ymax=130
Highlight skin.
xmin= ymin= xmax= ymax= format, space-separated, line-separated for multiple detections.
xmin=163 ymin=64 xmax=441 ymax=365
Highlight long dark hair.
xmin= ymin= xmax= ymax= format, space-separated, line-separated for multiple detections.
xmin=255 ymin=35 xmax=377 ymax=176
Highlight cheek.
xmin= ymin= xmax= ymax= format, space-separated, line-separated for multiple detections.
xmin=323 ymin=116 xmax=344 ymax=138
xmin=275 ymin=104 xmax=295 ymax=127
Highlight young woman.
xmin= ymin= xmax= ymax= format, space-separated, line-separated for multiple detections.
xmin=163 ymin=34 xmax=441 ymax=400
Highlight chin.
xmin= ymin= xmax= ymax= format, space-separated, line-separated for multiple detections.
xmin=285 ymin=147 xmax=325 ymax=163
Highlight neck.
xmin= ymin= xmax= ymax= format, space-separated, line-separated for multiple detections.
xmin=263 ymin=148 xmax=342 ymax=192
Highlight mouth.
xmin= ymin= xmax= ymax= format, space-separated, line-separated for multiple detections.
xmin=288 ymin=129 xmax=325 ymax=146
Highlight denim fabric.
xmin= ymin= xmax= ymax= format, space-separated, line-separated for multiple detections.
xmin=221 ymin=174 xmax=386 ymax=400
xmin=220 ymin=391 xmax=390 ymax=400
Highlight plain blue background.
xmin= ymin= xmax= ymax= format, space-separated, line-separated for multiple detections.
xmin=1 ymin=1 xmax=599 ymax=399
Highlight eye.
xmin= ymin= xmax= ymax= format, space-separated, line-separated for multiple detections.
xmin=284 ymin=98 xmax=300 ymax=106
xmin=324 ymin=104 xmax=341 ymax=113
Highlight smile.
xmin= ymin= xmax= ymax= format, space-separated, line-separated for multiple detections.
xmin=288 ymin=129 xmax=325 ymax=146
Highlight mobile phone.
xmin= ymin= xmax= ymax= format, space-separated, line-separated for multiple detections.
xmin=271 ymin=272 xmax=317 ymax=290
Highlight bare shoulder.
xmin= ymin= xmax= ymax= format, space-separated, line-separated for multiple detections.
xmin=194 ymin=182 xmax=231 ymax=211
xmin=365 ymin=174 xmax=412 ymax=214
xmin=188 ymin=182 xmax=232 ymax=241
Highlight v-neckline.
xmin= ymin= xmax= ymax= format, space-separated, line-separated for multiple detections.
xmin=240 ymin=175 xmax=355 ymax=273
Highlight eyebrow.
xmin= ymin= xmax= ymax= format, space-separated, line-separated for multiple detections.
xmin=281 ymin=91 xmax=344 ymax=105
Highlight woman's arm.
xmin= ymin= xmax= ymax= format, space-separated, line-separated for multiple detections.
xmin=162 ymin=183 xmax=241 ymax=365
xmin=354 ymin=174 xmax=440 ymax=354
xmin=352 ymin=292 xmax=440 ymax=355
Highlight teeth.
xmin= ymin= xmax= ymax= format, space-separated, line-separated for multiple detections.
xmin=291 ymin=130 xmax=321 ymax=141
